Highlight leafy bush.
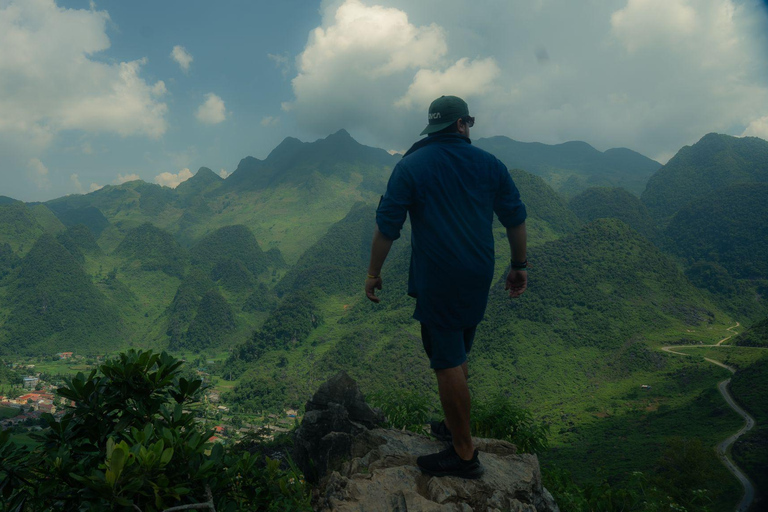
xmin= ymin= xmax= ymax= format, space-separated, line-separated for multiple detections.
xmin=471 ymin=393 xmax=549 ymax=454
xmin=368 ymin=389 xmax=433 ymax=435
xmin=0 ymin=350 xmax=310 ymax=511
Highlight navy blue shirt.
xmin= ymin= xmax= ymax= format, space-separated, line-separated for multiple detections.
xmin=376 ymin=134 xmax=526 ymax=330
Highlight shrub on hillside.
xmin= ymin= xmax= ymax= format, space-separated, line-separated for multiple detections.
xmin=0 ymin=350 xmax=310 ymax=511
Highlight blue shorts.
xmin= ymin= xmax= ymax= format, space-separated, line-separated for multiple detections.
xmin=420 ymin=323 xmax=477 ymax=370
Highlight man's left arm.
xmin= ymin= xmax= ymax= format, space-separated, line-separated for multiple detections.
xmin=366 ymin=163 xmax=412 ymax=302
xmin=365 ymin=225 xmax=393 ymax=303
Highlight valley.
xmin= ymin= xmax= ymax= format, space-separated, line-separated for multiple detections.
xmin=1 ymin=130 xmax=767 ymax=511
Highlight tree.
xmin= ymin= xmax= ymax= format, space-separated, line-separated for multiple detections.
xmin=0 ymin=350 xmax=310 ymax=512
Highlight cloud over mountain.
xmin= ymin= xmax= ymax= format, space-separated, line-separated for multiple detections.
xmin=286 ymin=0 xmax=768 ymax=160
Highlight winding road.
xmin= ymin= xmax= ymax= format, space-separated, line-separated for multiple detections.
xmin=661 ymin=323 xmax=758 ymax=512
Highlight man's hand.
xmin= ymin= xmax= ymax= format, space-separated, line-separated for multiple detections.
xmin=365 ymin=276 xmax=383 ymax=303
xmin=505 ymin=270 xmax=527 ymax=298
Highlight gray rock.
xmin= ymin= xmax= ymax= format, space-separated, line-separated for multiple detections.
xmin=297 ymin=373 xmax=559 ymax=511
xmin=293 ymin=371 xmax=385 ymax=482
xmin=315 ymin=429 xmax=559 ymax=512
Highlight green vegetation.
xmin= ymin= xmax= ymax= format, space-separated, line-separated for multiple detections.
xmin=476 ymin=137 xmax=661 ymax=197
xmin=0 ymin=350 xmax=311 ymax=511
xmin=0 ymin=130 xmax=765 ymax=510
xmin=190 ymin=224 xmax=267 ymax=276
xmin=180 ymin=290 xmax=236 ymax=352
xmin=115 ymin=223 xmax=188 ymax=278
xmin=735 ymin=317 xmax=768 ymax=347
xmin=488 ymin=219 xmax=720 ymax=349
xmin=569 ymin=186 xmax=657 ymax=240
xmin=642 ymin=133 xmax=768 ymax=222
xmin=730 ymin=355 xmax=768 ymax=505
xmin=1 ymin=234 xmax=123 ymax=355
xmin=0 ymin=202 xmax=44 ymax=256
xmin=664 ymin=183 xmax=768 ymax=280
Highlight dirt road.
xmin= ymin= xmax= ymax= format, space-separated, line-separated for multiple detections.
xmin=661 ymin=323 xmax=756 ymax=512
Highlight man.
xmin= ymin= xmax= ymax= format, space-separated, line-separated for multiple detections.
xmin=365 ymin=95 xmax=528 ymax=479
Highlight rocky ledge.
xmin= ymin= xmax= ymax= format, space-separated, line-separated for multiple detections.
xmin=292 ymin=372 xmax=560 ymax=512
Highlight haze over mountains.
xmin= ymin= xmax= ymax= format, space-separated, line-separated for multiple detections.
xmin=0 ymin=130 xmax=765 ymax=355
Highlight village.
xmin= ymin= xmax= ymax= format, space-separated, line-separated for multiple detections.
xmin=0 ymin=352 xmax=301 ymax=446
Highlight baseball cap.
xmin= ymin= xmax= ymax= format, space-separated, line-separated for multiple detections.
xmin=420 ymin=95 xmax=470 ymax=136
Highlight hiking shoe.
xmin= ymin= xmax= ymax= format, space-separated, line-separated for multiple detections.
xmin=429 ymin=420 xmax=453 ymax=444
xmin=417 ymin=446 xmax=485 ymax=479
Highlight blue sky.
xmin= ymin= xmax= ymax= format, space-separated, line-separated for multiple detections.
xmin=2 ymin=0 xmax=767 ymax=201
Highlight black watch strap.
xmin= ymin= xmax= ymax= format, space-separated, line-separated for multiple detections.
xmin=511 ymin=259 xmax=528 ymax=269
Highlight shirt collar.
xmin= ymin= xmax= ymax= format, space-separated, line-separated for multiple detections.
xmin=402 ymin=133 xmax=471 ymax=158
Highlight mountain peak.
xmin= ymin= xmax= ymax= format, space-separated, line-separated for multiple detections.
xmin=326 ymin=128 xmax=353 ymax=140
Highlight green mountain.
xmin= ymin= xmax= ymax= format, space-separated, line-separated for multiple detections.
xmin=273 ymin=202 xmax=376 ymax=298
xmin=174 ymin=289 xmax=236 ymax=352
xmin=0 ymin=234 xmax=123 ymax=354
xmin=664 ymin=183 xmax=768 ymax=281
xmin=641 ymin=133 xmax=768 ymax=222
xmin=0 ymin=196 xmax=20 ymax=206
xmin=475 ymin=136 xmax=660 ymax=197
xmin=568 ymin=187 xmax=657 ymax=240
xmin=46 ymin=204 xmax=110 ymax=236
xmin=735 ymin=317 xmax=768 ymax=347
xmin=190 ymin=225 xmax=267 ymax=276
xmin=175 ymin=167 xmax=224 ymax=201
xmin=223 ymin=129 xmax=397 ymax=192
xmin=0 ymin=243 xmax=19 ymax=281
xmin=0 ymin=202 xmax=45 ymax=256
xmin=115 ymin=223 xmax=188 ymax=278
xmin=485 ymin=219 xmax=718 ymax=350
xmin=508 ymin=168 xmax=581 ymax=240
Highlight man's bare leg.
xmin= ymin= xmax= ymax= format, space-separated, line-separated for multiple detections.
xmin=435 ymin=364 xmax=474 ymax=461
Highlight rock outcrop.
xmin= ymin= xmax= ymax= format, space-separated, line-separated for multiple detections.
xmin=293 ymin=372 xmax=560 ymax=512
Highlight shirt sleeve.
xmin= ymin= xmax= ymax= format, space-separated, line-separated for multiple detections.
xmin=493 ymin=163 xmax=527 ymax=228
xmin=375 ymin=163 xmax=413 ymax=241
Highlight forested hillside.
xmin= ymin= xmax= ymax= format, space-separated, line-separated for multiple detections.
xmin=569 ymin=187 xmax=657 ymax=240
xmin=475 ymin=136 xmax=660 ymax=197
xmin=0 ymin=129 xmax=765 ymax=511
xmin=0 ymin=234 xmax=124 ymax=354
xmin=641 ymin=133 xmax=768 ymax=222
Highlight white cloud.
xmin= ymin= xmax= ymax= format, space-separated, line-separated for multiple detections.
xmin=115 ymin=173 xmax=140 ymax=184
xmin=89 ymin=182 xmax=103 ymax=192
xmin=151 ymin=81 xmax=167 ymax=96
xmin=28 ymin=158 xmax=50 ymax=189
xmin=219 ymin=168 xmax=230 ymax=179
xmin=155 ymin=168 xmax=193 ymax=188
xmin=395 ymin=57 xmax=501 ymax=109
xmin=70 ymin=173 xmax=84 ymax=193
xmin=286 ymin=0 xmax=479 ymax=143
xmin=268 ymin=52 xmax=291 ymax=76
xmin=611 ymin=0 xmax=697 ymax=52
xmin=170 ymin=45 xmax=193 ymax=73
xmin=261 ymin=116 xmax=280 ymax=126
xmin=195 ymin=93 xmax=227 ymax=124
xmin=0 ymin=0 xmax=168 ymax=149
xmin=285 ymin=0 xmax=768 ymax=159
xmin=742 ymin=115 xmax=768 ymax=140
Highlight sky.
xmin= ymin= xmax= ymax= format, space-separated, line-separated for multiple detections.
xmin=1 ymin=0 xmax=767 ymax=202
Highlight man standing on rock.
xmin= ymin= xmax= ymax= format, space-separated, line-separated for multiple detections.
xmin=365 ymin=95 xmax=528 ymax=479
